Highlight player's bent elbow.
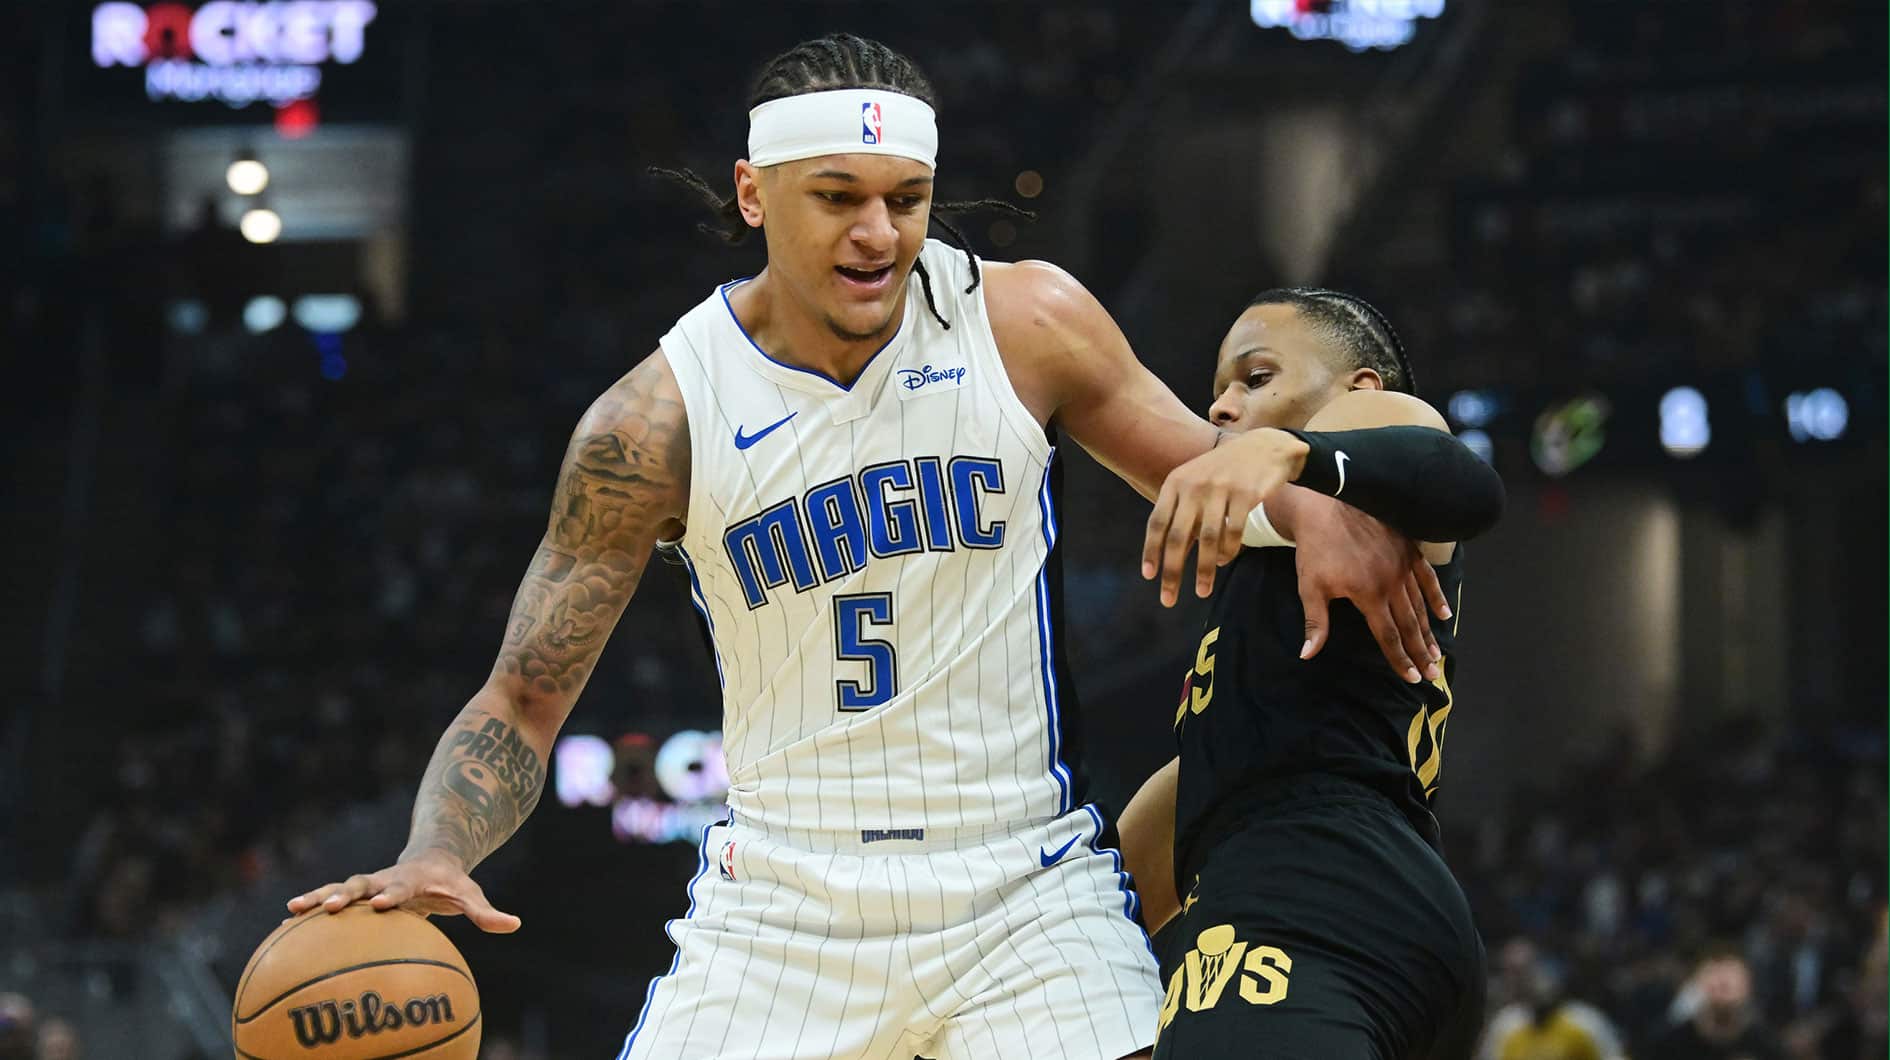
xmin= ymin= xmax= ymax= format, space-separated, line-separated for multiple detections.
xmin=1466 ymin=463 xmax=1507 ymax=538
xmin=1441 ymin=448 xmax=1506 ymax=541
xmin=476 ymin=672 xmax=569 ymax=744
xmin=1406 ymin=446 xmax=1506 ymax=543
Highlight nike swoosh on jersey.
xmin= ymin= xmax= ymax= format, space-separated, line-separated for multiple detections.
xmin=1334 ymin=450 xmax=1350 ymax=495
xmin=734 ymin=412 xmax=797 ymax=450
xmin=1039 ymin=834 xmax=1081 ymax=867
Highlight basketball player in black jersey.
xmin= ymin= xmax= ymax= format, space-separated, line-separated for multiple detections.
xmin=1120 ymin=288 xmax=1506 ymax=1059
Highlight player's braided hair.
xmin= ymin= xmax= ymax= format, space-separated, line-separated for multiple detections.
xmin=1248 ymin=287 xmax=1416 ymax=395
xmin=651 ymin=33 xmax=1032 ymax=331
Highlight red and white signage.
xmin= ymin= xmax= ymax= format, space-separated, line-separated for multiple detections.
xmin=91 ymin=2 xmax=378 ymax=105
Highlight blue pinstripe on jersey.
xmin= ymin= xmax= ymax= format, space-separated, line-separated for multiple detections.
xmin=1080 ymin=802 xmax=1154 ymax=955
xmin=617 ymin=821 xmax=718 ymax=1060
xmin=1033 ymin=450 xmax=1074 ymax=814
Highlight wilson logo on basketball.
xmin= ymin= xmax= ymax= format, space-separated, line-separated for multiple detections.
xmin=286 ymin=990 xmax=456 ymax=1048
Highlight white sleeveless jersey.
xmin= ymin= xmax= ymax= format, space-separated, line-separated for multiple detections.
xmin=659 ymin=239 xmax=1080 ymax=834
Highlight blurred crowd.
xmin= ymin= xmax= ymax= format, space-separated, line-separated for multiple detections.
xmin=1374 ymin=0 xmax=1885 ymax=399
xmin=1468 ymin=721 xmax=1887 ymax=1060
xmin=0 ymin=994 xmax=78 ymax=1060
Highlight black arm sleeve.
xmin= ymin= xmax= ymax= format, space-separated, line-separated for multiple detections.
xmin=1283 ymin=425 xmax=1506 ymax=542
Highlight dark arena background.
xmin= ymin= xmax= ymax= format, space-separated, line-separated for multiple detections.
xmin=2 ymin=3 xmax=1885 ymax=1058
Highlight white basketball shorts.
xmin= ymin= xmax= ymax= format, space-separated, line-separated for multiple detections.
xmin=615 ymin=803 xmax=1162 ymax=1059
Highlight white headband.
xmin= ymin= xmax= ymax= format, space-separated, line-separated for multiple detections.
xmin=747 ymin=89 xmax=938 ymax=170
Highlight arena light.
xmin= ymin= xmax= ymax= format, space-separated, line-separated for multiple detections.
xmin=239 ymin=207 xmax=282 ymax=243
xmin=292 ymin=294 xmax=362 ymax=334
xmin=226 ymin=156 xmax=269 ymax=195
xmin=275 ymin=97 xmax=320 ymax=139
xmin=1659 ymin=386 xmax=1710 ymax=458
xmin=1014 ymin=170 xmax=1044 ymax=199
xmin=1531 ymin=394 xmax=1610 ymax=477
xmin=242 ymin=295 xmax=286 ymax=333
xmin=1448 ymin=389 xmax=1496 ymax=429
xmin=1785 ymin=388 xmax=1848 ymax=442
xmin=1458 ymin=428 xmax=1494 ymax=464
xmin=165 ymin=299 xmax=208 ymax=335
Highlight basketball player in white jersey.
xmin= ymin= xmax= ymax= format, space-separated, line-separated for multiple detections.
xmin=287 ymin=34 xmax=1448 ymax=1059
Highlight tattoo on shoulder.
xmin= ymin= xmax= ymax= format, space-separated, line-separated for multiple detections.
xmin=493 ymin=357 xmax=689 ymax=701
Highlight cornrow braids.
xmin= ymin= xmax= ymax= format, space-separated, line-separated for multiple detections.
xmin=650 ymin=33 xmax=1032 ymax=331
xmin=748 ymin=32 xmax=935 ymax=109
xmin=1247 ymin=286 xmax=1416 ymax=395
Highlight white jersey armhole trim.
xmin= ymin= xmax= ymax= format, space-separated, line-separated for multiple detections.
xmin=656 ymin=334 xmax=713 ymax=548
xmin=958 ymin=251 xmax=1054 ymax=465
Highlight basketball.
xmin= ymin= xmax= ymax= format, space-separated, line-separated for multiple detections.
xmin=231 ymin=906 xmax=481 ymax=1059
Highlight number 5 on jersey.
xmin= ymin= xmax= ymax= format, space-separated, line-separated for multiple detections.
xmin=835 ymin=593 xmax=897 ymax=711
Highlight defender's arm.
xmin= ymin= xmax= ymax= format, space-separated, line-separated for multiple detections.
xmin=1287 ymin=389 xmax=1503 ymax=557
xmin=982 ymin=259 xmax=1445 ymax=679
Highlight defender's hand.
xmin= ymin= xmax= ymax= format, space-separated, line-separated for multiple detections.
xmin=1142 ymin=429 xmax=1309 ymax=607
xmin=285 ymin=851 xmax=521 ymax=933
xmin=1290 ymin=493 xmax=1447 ymax=683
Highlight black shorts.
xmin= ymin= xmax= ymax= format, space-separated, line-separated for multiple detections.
xmin=1155 ymin=776 xmax=1485 ymax=1060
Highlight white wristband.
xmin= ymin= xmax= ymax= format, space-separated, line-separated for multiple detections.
xmin=1241 ymin=503 xmax=1296 ymax=549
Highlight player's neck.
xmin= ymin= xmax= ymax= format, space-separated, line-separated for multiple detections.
xmin=731 ymin=269 xmax=907 ymax=387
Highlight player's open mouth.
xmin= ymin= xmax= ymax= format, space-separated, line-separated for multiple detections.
xmin=835 ymin=264 xmax=894 ymax=290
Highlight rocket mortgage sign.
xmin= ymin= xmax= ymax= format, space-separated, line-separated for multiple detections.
xmin=90 ymin=2 xmax=378 ymax=106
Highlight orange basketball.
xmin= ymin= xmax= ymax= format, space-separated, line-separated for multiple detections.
xmin=231 ymin=906 xmax=481 ymax=1060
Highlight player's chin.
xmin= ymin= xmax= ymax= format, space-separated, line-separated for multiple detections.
xmin=824 ymin=302 xmax=900 ymax=343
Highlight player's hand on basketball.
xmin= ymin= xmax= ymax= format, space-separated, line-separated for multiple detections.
xmin=285 ymin=850 xmax=522 ymax=933
xmin=1142 ymin=428 xmax=1307 ymax=607
xmin=1289 ymin=492 xmax=1446 ymax=684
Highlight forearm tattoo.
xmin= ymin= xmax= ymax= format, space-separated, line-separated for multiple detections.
xmin=407 ymin=711 xmax=547 ymax=869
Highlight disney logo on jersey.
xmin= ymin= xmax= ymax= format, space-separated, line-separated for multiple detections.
xmin=724 ymin=455 xmax=1007 ymax=609
xmin=896 ymin=363 xmax=968 ymax=397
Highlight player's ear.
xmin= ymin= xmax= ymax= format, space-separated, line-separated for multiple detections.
xmin=1345 ymin=367 xmax=1385 ymax=392
xmin=734 ymin=160 xmax=765 ymax=229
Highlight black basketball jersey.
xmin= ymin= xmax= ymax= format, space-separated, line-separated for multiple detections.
xmin=1171 ymin=544 xmax=1465 ymax=885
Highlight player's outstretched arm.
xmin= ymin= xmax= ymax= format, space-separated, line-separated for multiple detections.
xmin=1117 ymin=757 xmax=1181 ymax=934
xmin=286 ymin=350 xmax=690 ymax=931
xmin=982 ymin=260 xmax=1443 ymax=677
xmin=1143 ymin=389 xmax=1498 ymax=680
xmin=981 ymin=259 xmax=1220 ymax=501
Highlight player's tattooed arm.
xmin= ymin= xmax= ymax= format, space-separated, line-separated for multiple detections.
xmin=401 ymin=350 xmax=690 ymax=871
xmin=492 ymin=350 xmax=690 ymax=709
